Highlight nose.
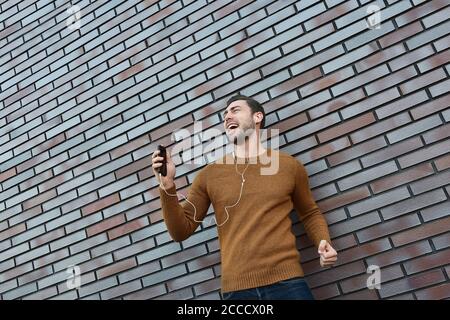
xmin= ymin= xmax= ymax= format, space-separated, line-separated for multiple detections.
xmin=224 ymin=112 xmax=233 ymax=124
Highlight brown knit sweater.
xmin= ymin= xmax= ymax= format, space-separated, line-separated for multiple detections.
xmin=159 ymin=149 xmax=331 ymax=293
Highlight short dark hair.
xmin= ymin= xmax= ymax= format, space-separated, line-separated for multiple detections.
xmin=226 ymin=94 xmax=265 ymax=129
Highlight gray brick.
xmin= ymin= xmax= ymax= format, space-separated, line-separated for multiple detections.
xmin=118 ymin=260 xmax=161 ymax=283
xmin=11 ymin=225 xmax=46 ymax=246
xmin=46 ymin=115 xmax=81 ymax=139
xmin=42 ymin=190 xmax=78 ymax=211
xmin=79 ymin=276 xmax=118 ymax=298
xmin=186 ymin=52 xmax=226 ymax=80
xmin=322 ymin=43 xmax=376 ymax=74
xmin=167 ymin=73 xmax=207 ymax=101
xmin=77 ymin=173 xmax=115 ymax=196
xmin=155 ymin=232 xmax=173 ymax=246
xmin=124 ymin=21 xmax=159 ymax=49
xmin=0 ymin=151 xmax=32 ymax=172
xmin=50 ymin=230 xmax=87 ymax=251
xmin=69 ymin=233 xmax=108 ymax=255
xmin=277 ymin=1 xmax=326 ymax=33
xmin=79 ymin=254 xmax=114 ymax=274
xmin=57 ymin=172 xmax=94 ymax=195
xmin=98 ymin=174 xmax=138 ymax=198
xmin=23 ymin=286 xmax=58 ymax=300
xmin=100 ymin=279 xmax=142 ymax=300
xmin=98 ymin=77 xmax=135 ymax=103
xmin=196 ymin=12 xmax=238 ymax=41
xmin=136 ymin=73 xmax=180 ymax=102
xmin=58 ymin=272 xmax=97 ymax=295
xmin=131 ymin=222 xmax=167 ymax=243
xmin=387 ymin=114 xmax=443 ymax=144
xmin=345 ymin=21 xmax=395 ymax=51
xmin=36 ymin=65 xmax=69 ymax=89
xmin=120 ymin=180 xmax=154 ymax=202
xmin=136 ymin=242 xmax=181 ymax=265
xmin=430 ymin=78 xmax=450 ymax=98
xmin=2 ymin=168 xmax=34 ymax=190
xmin=49 ymin=135 xmax=85 ymax=157
xmin=49 ymin=290 xmax=78 ymax=300
xmin=245 ymin=69 xmax=292 ymax=97
xmin=80 ymin=96 xmax=116 ymax=121
xmin=69 ymin=135 xmax=106 ymax=158
xmin=37 ymin=270 xmax=68 ymax=290
xmin=201 ymin=31 xmax=246 ymax=60
xmin=46 ymin=209 xmax=81 ymax=231
xmin=341 ymin=87 xmax=400 ymax=120
xmin=10 ymin=117 xmax=41 ymax=140
xmin=128 ymin=113 xmax=169 ymax=140
xmin=334 ymin=0 xmax=384 ymax=29
xmin=89 ymin=134 xmax=128 ymax=158
xmin=101 ymin=96 xmax=140 ymax=121
xmin=142 ymin=264 xmax=187 ymax=287
xmin=16 ymin=244 xmax=50 ymax=265
xmin=90 ymin=236 xmax=131 ymax=258
xmin=5 ymin=186 xmax=38 ymax=208
xmin=106 ymin=115 xmax=145 ymax=140
xmin=0 ymin=278 xmax=18 ymax=295
xmin=27 ymin=208 xmax=61 ymax=229
xmin=114 ymin=237 xmax=156 ymax=261
xmin=314 ymin=20 xmax=366 ymax=52
xmin=331 ymin=64 xmax=390 ymax=97
xmin=169 ymin=94 xmax=213 ymax=121
xmin=53 ymin=250 xmax=91 ymax=272
xmin=182 ymin=227 xmax=218 ymax=249
xmin=3 ymin=282 xmax=37 ymax=300
xmin=65 ymin=212 xmax=103 ymax=234
xmin=87 ymin=43 xmax=125 ymax=70
xmin=103 ymin=194 xmax=143 ymax=219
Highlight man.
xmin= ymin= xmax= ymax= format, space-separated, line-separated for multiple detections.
xmin=152 ymin=94 xmax=337 ymax=300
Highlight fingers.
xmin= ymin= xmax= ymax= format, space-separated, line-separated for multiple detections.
xmin=321 ymin=250 xmax=337 ymax=259
xmin=318 ymin=240 xmax=327 ymax=253
xmin=153 ymin=156 xmax=164 ymax=163
xmin=321 ymin=256 xmax=338 ymax=264
xmin=320 ymin=257 xmax=337 ymax=267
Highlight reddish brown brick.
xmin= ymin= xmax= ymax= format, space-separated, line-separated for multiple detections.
xmin=404 ymin=248 xmax=450 ymax=275
xmin=366 ymin=240 xmax=432 ymax=268
xmin=86 ymin=214 xmax=126 ymax=237
xmin=96 ymin=257 xmax=137 ymax=279
xmin=379 ymin=269 xmax=445 ymax=298
xmin=107 ymin=216 xmax=149 ymax=240
xmin=415 ymin=282 xmax=450 ymax=300
xmin=391 ymin=216 xmax=450 ymax=247
xmin=81 ymin=193 xmax=121 ymax=216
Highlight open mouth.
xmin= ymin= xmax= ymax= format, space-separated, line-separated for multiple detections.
xmin=226 ymin=123 xmax=239 ymax=130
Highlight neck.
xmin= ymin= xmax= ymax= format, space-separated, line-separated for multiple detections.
xmin=234 ymin=130 xmax=266 ymax=159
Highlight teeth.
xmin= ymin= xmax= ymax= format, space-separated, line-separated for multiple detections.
xmin=227 ymin=123 xmax=238 ymax=129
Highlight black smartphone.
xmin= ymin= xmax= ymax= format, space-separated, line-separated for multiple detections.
xmin=157 ymin=145 xmax=167 ymax=176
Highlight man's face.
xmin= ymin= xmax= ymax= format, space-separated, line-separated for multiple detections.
xmin=223 ymin=100 xmax=256 ymax=144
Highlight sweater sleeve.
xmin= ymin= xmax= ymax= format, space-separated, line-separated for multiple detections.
xmin=159 ymin=167 xmax=211 ymax=242
xmin=292 ymin=159 xmax=332 ymax=247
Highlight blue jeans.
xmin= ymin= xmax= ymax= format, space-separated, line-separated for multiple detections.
xmin=222 ymin=277 xmax=315 ymax=300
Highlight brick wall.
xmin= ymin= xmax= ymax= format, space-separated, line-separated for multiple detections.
xmin=1 ymin=0 xmax=449 ymax=300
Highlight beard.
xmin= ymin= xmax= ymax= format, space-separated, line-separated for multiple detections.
xmin=228 ymin=118 xmax=256 ymax=145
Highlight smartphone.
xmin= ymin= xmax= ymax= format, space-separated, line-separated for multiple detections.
xmin=157 ymin=145 xmax=167 ymax=176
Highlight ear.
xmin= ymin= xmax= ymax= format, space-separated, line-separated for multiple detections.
xmin=253 ymin=112 xmax=264 ymax=128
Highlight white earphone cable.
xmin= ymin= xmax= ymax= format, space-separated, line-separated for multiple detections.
xmin=158 ymin=153 xmax=250 ymax=227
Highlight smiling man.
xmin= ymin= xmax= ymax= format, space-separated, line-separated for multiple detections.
xmin=152 ymin=94 xmax=337 ymax=300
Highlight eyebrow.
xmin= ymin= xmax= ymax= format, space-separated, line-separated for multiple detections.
xmin=223 ymin=105 xmax=241 ymax=118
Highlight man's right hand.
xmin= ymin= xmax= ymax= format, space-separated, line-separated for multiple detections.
xmin=152 ymin=147 xmax=176 ymax=189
